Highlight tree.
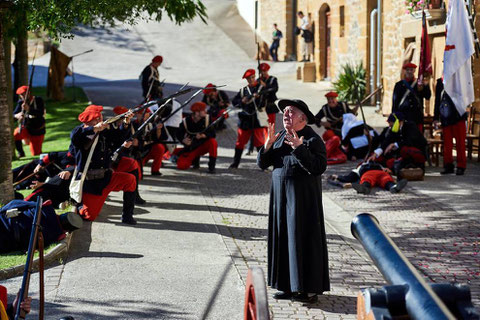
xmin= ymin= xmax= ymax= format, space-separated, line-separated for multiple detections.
xmin=0 ymin=0 xmax=207 ymax=203
xmin=0 ymin=5 xmax=14 ymax=204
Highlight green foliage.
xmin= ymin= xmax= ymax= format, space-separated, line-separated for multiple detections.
xmin=3 ymin=0 xmax=207 ymax=39
xmin=333 ymin=62 xmax=367 ymax=104
xmin=0 ymin=243 xmax=58 ymax=270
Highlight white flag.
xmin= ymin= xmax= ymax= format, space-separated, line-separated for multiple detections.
xmin=443 ymin=0 xmax=475 ymax=115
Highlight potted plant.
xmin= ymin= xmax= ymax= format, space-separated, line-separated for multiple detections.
xmin=406 ymin=0 xmax=445 ymax=20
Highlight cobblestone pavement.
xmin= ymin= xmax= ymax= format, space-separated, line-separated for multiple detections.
xmin=193 ymin=114 xmax=480 ymax=319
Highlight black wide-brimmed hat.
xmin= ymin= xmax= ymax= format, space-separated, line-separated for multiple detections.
xmin=59 ymin=212 xmax=84 ymax=232
xmin=277 ymin=99 xmax=316 ymax=124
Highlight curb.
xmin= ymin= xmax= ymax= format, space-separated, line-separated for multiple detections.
xmin=0 ymin=232 xmax=73 ymax=281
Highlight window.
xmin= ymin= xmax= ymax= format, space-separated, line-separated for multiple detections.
xmin=340 ymin=6 xmax=345 ymax=37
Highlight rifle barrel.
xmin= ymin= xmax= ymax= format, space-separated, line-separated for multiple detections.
xmin=15 ymin=197 xmax=43 ymax=320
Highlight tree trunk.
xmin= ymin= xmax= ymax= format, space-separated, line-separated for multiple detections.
xmin=13 ymin=11 xmax=28 ymax=96
xmin=0 ymin=19 xmax=14 ymax=204
xmin=4 ymin=34 xmax=16 ymax=161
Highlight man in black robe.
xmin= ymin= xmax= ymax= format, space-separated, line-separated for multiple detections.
xmin=257 ymin=99 xmax=330 ymax=302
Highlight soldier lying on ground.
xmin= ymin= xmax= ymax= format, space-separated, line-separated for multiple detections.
xmin=327 ymin=161 xmax=408 ymax=195
xmin=0 ymin=200 xmax=82 ymax=254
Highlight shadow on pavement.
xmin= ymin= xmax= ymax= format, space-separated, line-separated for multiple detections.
xmin=44 ymin=298 xmax=190 ymax=320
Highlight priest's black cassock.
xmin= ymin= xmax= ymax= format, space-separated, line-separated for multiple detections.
xmin=257 ymin=125 xmax=330 ymax=294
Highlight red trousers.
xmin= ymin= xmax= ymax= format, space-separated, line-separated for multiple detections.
xmin=443 ymin=121 xmax=466 ymax=169
xmin=14 ymin=127 xmax=44 ymax=155
xmin=400 ymin=146 xmax=426 ymax=165
xmin=235 ymin=128 xmax=266 ymax=149
xmin=325 ymin=135 xmax=347 ymax=165
xmin=143 ymin=143 xmax=166 ymax=173
xmin=114 ymin=156 xmax=142 ymax=180
xmin=360 ymin=170 xmax=394 ymax=189
xmin=176 ymin=138 xmax=217 ymax=170
xmin=79 ymin=172 xmax=136 ymax=221
xmin=212 ymin=108 xmax=228 ymax=121
xmin=267 ymin=113 xmax=276 ymax=125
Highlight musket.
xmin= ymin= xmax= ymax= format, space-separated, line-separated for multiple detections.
xmin=19 ymin=43 xmax=39 ymax=134
xmin=179 ymin=106 xmax=235 ymax=152
xmin=15 ymin=197 xmax=45 ymax=320
xmin=355 ymin=85 xmax=383 ymax=161
xmin=13 ymin=162 xmax=52 ymax=187
xmin=111 ymin=99 xmax=172 ymax=164
xmin=104 ymin=100 xmax=158 ymax=125
xmin=158 ymin=84 xmax=226 ymax=123
xmin=105 ymin=82 xmax=193 ymax=125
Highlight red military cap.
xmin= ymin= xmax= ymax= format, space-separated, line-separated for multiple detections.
xmin=16 ymin=85 xmax=29 ymax=95
xmin=403 ymin=62 xmax=417 ymax=69
xmin=325 ymin=91 xmax=339 ymax=98
xmin=113 ymin=106 xmax=129 ymax=115
xmin=152 ymin=55 xmax=163 ymax=64
xmin=203 ymin=83 xmax=216 ymax=94
xmin=259 ymin=63 xmax=270 ymax=72
xmin=78 ymin=105 xmax=103 ymax=123
xmin=191 ymin=101 xmax=207 ymax=112
xmin=242 ymin=69 xmax=256 ymax=79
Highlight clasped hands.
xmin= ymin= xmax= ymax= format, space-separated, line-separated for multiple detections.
xmin=264 ymin=123 xmax=304 ymax=151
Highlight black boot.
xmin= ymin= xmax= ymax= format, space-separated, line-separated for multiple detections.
xmin=121 ymin=191 xmax=137 ymax=225
xmin=388 ymin=179 xmax=408 ymax=193
xmin=208 ymin=157 xmax=216 ymax=174
xmin=352 ymin=182 xmax=371 ymax=195
xmin=129 ymin=169 xmax=146 ymax=205
xmin=15 ymin=140 xmax=25 ymax=158
xmin=192 ymin=157 xmax=200 ymax=169
xmin=229 ymin=148 xmax=243 ymax=169
xmin=441 ymin=163 xmax=455 ymax=175
xmin=456 ymin=167 xmax=466 ymax=176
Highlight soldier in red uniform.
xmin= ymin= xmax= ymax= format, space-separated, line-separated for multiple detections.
xmin=392 ymin=63 xmax=431 ymax=132
xmin=230 ymin=69 xmax=268 ymax=168
xmin=71 ymin=105 xmax=137 ymax=225
xmin=175 ymin=102 xmax=217 ymax=173
xmin=257 ymin=63 xmax=279 ymax=125
xmin=433 ymin=78 xmax=468 ymax=175
xmin=13 ymin=85 xmax=46 ymax=157
xmin=202 ymin=83 xmax=230 ymax=130
xmin=315 ymin=91 xmax=357 ymax=136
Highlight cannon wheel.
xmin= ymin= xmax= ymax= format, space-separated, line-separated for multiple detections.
xmin=244 ymin=267 xmax=270 ymax=320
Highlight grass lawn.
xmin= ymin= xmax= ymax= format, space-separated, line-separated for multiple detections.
xmin=0 ymin=243 xmax=60 ymax=270
xmin=12 ymin=86 xmax=89 ymax=168
xmin=2 ymin=86 xmax=88 ymax=271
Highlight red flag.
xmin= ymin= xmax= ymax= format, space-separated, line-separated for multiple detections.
xmin=418 ymin=10 xmax=432 ymax=85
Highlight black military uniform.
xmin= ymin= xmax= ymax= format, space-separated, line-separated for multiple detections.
xmin=392 ymin=79 xmax=431 ymax=128
xmin=202 ymin=89 xmax=230 ymax=130
xmin=13 ymin=94 xmax=46 ymax=157
xmin=176 ymin=104 xmax=217 ymax=172
xmin=315 ymin=101 xmax=354 ymax=136
xmin=258 ymin=74 xmax=279 ymax=123
xmin=70 ymin=119 xmax=137 ymax=224
xmin=141 ymin=62 xmax=162 ymax=100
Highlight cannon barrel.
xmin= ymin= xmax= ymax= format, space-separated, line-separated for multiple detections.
xmin=351 ymin=213 xmax=456 ymax=320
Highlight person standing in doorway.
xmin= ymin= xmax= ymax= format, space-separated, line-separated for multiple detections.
xmin=297 ymin=11 xmax=313 ymax=62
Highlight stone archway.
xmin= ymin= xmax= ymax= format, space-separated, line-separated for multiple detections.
xmin=318 ymin=3 xmax=331 ymax=80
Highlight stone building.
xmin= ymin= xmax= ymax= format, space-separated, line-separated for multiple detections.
xmin=252 ymin=0 xmax=480 ymax=115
